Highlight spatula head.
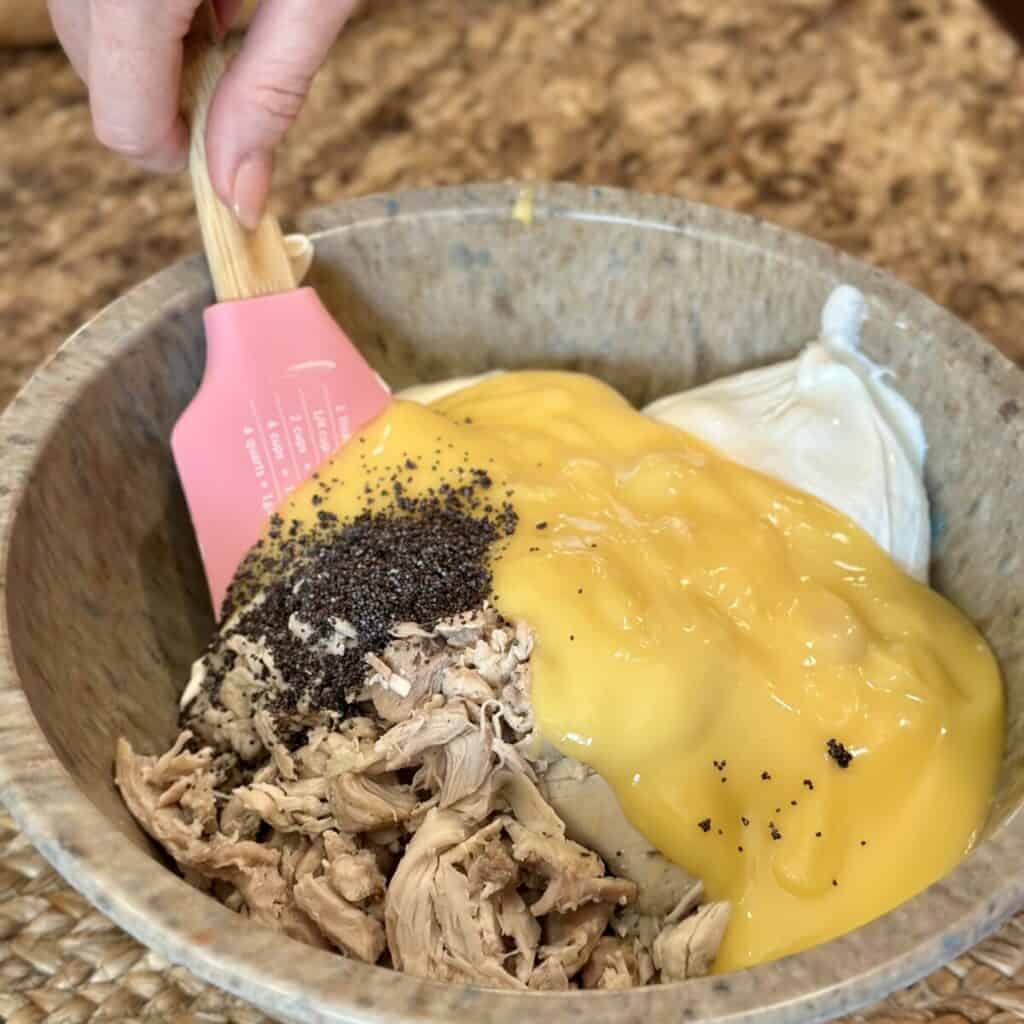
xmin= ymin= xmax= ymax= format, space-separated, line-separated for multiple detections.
xmin=172 ymin=287 xmax=391 ymax=617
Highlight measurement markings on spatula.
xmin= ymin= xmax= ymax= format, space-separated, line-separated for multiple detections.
xmin=322 ymin=382 xmax=340 ymax=450
xmin=274 ymin=394 xmax=303 ymax=495
xmin=247 ymin=399 xmax=287 ymax=509
xmin=298 ymin=389 xmax=318 ymax=473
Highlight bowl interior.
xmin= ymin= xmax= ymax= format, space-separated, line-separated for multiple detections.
xmin=4 ymin=185 xmax=1024 ymax=1023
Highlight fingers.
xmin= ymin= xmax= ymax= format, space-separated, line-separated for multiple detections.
xmin=47 ymin=0 xmax=92 ymax=81
xmin=213 ymin=0 xmax=245 ymax=32
xmin=204 ymin=0 xmax=358 ymax=227
xmin=50 ymin=0 xmax=352 ymax=198
xmin=86 ymin=0 xmax=199 ymax=173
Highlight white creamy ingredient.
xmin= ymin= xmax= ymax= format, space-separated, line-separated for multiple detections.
xmin=396 ymin=285 xmax=931 ymax=581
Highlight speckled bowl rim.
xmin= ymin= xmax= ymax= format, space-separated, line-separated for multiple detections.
xmin=2 ymin=184 xmax=1023 ymax=1024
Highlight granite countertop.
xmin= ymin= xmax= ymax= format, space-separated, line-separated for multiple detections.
xmin=2 ymin=0 xmax=1023 ymax=412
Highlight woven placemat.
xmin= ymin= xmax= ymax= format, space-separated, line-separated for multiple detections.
xmin=2 ymin=0 xmax=1024 ymax=1020
xmin=1 ymin=805 xmax=1024 ymax=1024
xmin=0 ymin=811 xmax=265 ymax=1023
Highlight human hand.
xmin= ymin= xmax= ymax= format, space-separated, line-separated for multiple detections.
xmin=48 ymin=0 xmax=359 ymax=227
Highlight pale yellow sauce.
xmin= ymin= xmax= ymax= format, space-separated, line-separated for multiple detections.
xmin=276 ymin=371 xmax=1003 ymax=972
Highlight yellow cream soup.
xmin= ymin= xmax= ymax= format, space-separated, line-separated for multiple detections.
xmin=275 ymin=371 xmax=1003 ymax=972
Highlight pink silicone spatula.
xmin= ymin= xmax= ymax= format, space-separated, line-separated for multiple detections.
xmin=172 ymin=6 xmax=391 ymax=618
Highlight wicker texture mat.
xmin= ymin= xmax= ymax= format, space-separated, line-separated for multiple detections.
xmin=0 ymin=812 xmax=264 ymax=1023
xmin=2 ymin=799 xmax=1024 ymax=1023
xmin=2 ymin=0 xmax=1024 ymax=1020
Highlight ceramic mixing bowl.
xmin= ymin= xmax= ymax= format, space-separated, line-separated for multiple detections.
xmin=2 ymin=184 xmax=1023 ymax=1024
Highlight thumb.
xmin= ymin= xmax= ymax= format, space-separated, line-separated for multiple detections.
xmin=205 ymin=0 xmax=358 ymax=228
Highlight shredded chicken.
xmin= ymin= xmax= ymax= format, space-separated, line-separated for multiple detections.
xmin=117 ymin=605 xmax=728 ymax=988
xmin=654 ymin=901 xmax=732 ymax=982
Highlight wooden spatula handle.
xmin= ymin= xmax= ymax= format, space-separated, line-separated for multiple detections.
xmin=181 ymin=2 xmax=297 ymax=303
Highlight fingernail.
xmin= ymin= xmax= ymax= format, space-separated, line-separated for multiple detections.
xmin=230 ymin=152 xmax=272 ymax=230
